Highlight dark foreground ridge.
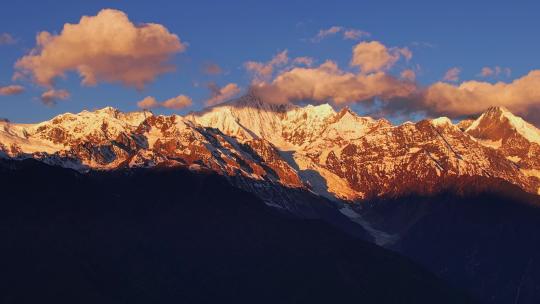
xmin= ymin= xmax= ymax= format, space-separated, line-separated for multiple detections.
xmin=360 ymin=189 xmax=540 ymax=304
xmin=0 ymin=159 xmax=473 ymax=304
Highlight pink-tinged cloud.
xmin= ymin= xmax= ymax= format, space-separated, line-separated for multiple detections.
xmin=162 ymin=95 xmax=192 ymax=110
xmin=0 ymin=33 xmax=16 ymax=45
xmin=203 ymin=63 xmax=223 ymax=75
xmin=15 ymin=9 xmax=186 ymax=89
xmin=137 ymin=96 xmax=160 ymax=109
xmin=442 ymin=67 xmax=461 ymax=82
xmin=137 ymin=95 xmax=192 ymax=110
xmin=397 ymin=47 xmax=413 ymax=61
xmin=343 ymin=29 xmax=371 ymax=40
xmin=205 ymin=82 xmax=241 ymax=106
xmin=350 ymin=41 xmax=411 ymax=73
xmin=0 ymin=85 xmax=24 ymax=96
xmin=311 ymin=26 xmax=370 ymax=42
xmin=400 ymin=69 xmax=416 ymax=82
xmin=41 ymin=89 xmax=70 ymax=106
xmin=422 ymin=70 xmax=540 ymax=118
xmin=479 ymin=66 xmax=511 ymax=78
xmin=479 ymin=67 xmax=494 ymax=77
xmin=245 ymin=51 xmax=319 ymax=83
xmin=292 ymin=56 xmax=314 ymax=67
xmin=244 ymin=50 xmax=289 ymax=82
xmin=242 ymin=42 xmax=538 ymax=124
xmin=312 ymin=26 xmax=343 ymax=42
xmin=252 ymin=60 xmax=417 ymax=105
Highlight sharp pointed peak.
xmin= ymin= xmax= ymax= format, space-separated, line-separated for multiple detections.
xmin=336 ymin=105 xmax=355 ymax=116
xmin=467 ymin=105 xmax=540 ymax=144
xmin=484 ymin=105 xmax=512 ymax=115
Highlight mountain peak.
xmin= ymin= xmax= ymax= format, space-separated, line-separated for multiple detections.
xmin=430 ymin=116 xmax=453 ymax=127
xmin=480 ymin=106 xmax=516 ymax=122
xmin=206 ymin=93 xmax=295 ymax=115
xmin=304 ymin=103 xmax=334 ymax=114
xmin=337 ymin=106 xmax=354 ymax=116
xmin=467 ymin=106 xmax=540 ymax=145
xmin=79 ymin=106 xmax=121 ymax=117
xmin=2 ymin=100 xmax=540 ymax=199
xmin=485 ymin=105 xmax=511 ymax=114
xmin=97 ymin=106 xmax=119 ymax=113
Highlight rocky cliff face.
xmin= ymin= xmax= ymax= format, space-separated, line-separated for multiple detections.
xmin=190 ymin=96 xmax=539 ymax=199
xmin=465 ymin=106 xmax=540 ymax=194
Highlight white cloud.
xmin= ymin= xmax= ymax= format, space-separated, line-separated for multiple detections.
xmin=15 ymin=9 xmax=186 ymax=89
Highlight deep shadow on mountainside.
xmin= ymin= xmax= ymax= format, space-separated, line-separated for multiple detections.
xmin=0 ymin=159 xmax=473 ymax=304
xmin=359 ymin=183 xmax=540 ymax=304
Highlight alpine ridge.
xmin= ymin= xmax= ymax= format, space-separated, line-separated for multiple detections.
xmin=2 ymin=94 xmax=540 ymax=200
xmin=3 ymin=95 xmax=540 ymax=304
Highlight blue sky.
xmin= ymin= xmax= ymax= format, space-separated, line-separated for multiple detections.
xmin=1 ymin=0 xmax=540 ymax=123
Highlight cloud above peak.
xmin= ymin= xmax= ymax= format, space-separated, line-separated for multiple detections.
xmin=249 ymin=41 xmax=417 ymax=105
xmin=421 ymin=70 xmax=540 ymax=118
xmin=205 ymin=82 xmax=241 ymax=106
xmin=137 ymin=94 xmax=192 ymax=110
xmin=252 ymin=59 xmax=417 ymax=105
xmin=244 ymin=50 xmax=289 ymax=82
xmin=15 ymin=9 xmax=186 ymax=89
xmin=244 ymin=50 xmax=314 ymax=83
xmin=247 ymin=40 xmax=540 ymax=124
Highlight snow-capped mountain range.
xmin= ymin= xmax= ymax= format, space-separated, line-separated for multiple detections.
xmin=2 ymin=94 xmax=540 ymax=200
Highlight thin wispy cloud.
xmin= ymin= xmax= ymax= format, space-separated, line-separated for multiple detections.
xmin=478 ymin=66 xmax=511 ymax=78
xmin=203 ymin=63 xmax=223 ymax=75
xmin=400 ymin=69 xmax=416 ymax=82
xmin=0 ymin=85 xmax=24 ymax=96
xmin=312 ymin=26 xmax=343 ymax=42
xmin=245 ymin=51 xmax=320 ymax=84
xmin=244 ymin=50 xmax=289 ymax=82
xmin=410 ymin=41 xmax=436 ymax=49
xmin=0 ymin=33 xmax=16 ymax=45
xmin=343 ymin=29 xmax=370 ymax=40
xmin=442 ymin=67 xmax=461 ymax=82
xmin=292 ymin=56 xmax=314 ymax=67
xmin=311 ymin=26 xmax=370 ymax=42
